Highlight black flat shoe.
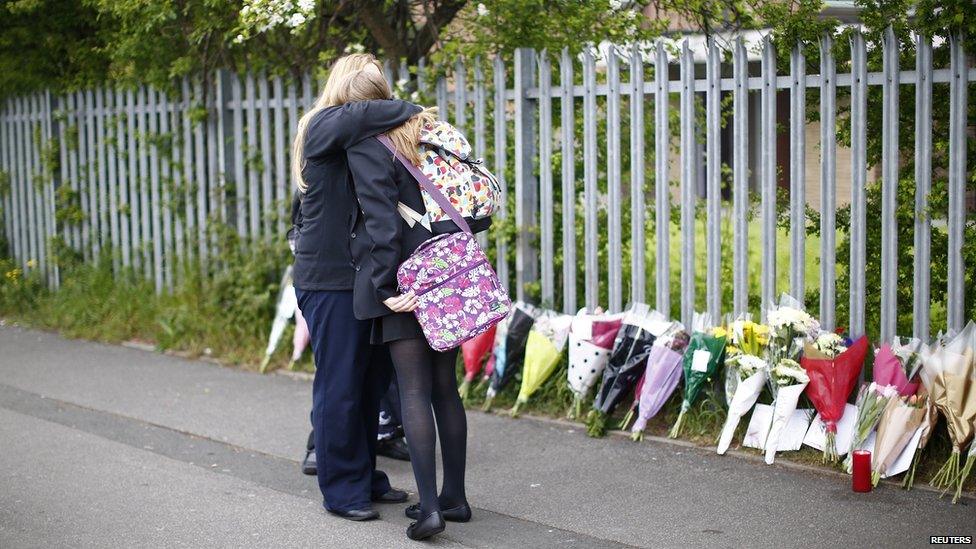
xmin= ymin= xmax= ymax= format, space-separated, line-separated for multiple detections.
xmin=372 ymin=487 xmax=409 ymax=504
xmin=377 ymin=438 xmax=411 ymax=461
xmin=405 ymin=502 xmax=471 ymax=522
xmin=302 ymin=431 xmax=317 ymax=475
xmin=407 ymin=511 xmax=445 ymax=541
xmin=301 ymin=450 xmax=317 ymax=476
xmin=326 ymin=508 xmax=379 ymax=522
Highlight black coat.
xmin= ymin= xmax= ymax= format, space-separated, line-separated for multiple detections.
xmin=292 ymin=99 xmax=421 ymax=292
xmin=345 ymin=137 xmax=436 ymax=320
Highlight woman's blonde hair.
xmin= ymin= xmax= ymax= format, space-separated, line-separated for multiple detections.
xmin=330 ymin=69 xmax=438 ymax=166
xmin=291 ymin=53 xmax=383 ymax=193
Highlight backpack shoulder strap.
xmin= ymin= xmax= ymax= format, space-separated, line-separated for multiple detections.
xmin=375 ymin=134 xmax=472 ymax=234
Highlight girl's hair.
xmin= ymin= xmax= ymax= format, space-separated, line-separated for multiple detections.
xmin=331 ymin=69 xmax=437 ymax=166
xmin=291 ymin=53 xmax=382 ymax=193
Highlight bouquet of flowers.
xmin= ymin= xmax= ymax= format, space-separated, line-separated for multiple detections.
xmin=902 ymin=386 xmax=939 ymax=490
xmin=811 ymin=331 xmax=848 ymax=357
xmin=716 ymin=319 xmax=771 ymax=454
xmin=630 ymin=329 xmax=690 ymax=441
xmin=844 ymin=382 xmax=900 ymax=472
xmin=920 ymin=321 xmax=976 ymax=503
xmin=512 ymin=311 xmax=573 ymax=416
xmin=759 ymin=295 xmax=818 ymax=464
xmin=871 ymin=392 xmax=928 ymax=485
xmin=766 ymin=294 xmax=821 ymax=350
xmin=669 ymin=313 xmax=727 ymax=439
xmin=483 ymin=302 xmax=541 ymax=411
xmin=479 ymin=312 xmax=509 ymax=390
xmin=762 ymin=357 xmax=811 ymax=463
xmin=459 ymin=325 xmax=497 ymax=399
xmin=566 ymin=309 xmax=624 ymax=419
xmin=874 ymin=337 xmax=923 ymax=397
xmin=802 ymin=335 xmax=869 ymax=462
xmin=586 ymin=304 xmax=671 ymax=437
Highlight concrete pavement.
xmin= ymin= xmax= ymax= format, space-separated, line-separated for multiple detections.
xmin=0 ymin=325 xmax=972 ymax=548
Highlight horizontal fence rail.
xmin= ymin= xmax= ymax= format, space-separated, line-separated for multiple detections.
xmin=1 ymin=29 xmax=973 ymax=341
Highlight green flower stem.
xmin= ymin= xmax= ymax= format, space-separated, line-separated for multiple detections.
xmin=951 ymin=455 xmax=975 ymax=504
xmin=903 ymin=448 xmax=922 ymax=491
xmin=618 ymin=408 xmax=635 ymax=431
xmin=510 ymin=400 xmax=524 ymax=418
xmin=567 ymin=395 xmax=583 ymax=420
xmin=585 ymin=409 xmax=607 ymax=438
xmin=823 ymin=432 xmax=838 ymax=464
xmin=930 ymin=448 xmax=960 ymax=491
xmin=457 ymin=379 xmax=471 ymax=400
xmin=669 ymin=406 xmax=688 ymax=439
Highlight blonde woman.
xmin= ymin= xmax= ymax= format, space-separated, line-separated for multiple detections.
xmin=291 ymin=53 xmax=420 ymax=522
xmin=335 ymin=69 xmax=471 ymax=541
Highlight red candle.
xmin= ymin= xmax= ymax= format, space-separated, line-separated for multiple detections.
xmin=851 ymin=450 xmax=872 ymax=493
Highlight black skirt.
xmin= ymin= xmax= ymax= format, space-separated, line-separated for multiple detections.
xmin=370 ymin=312 xmax=425 ymax=345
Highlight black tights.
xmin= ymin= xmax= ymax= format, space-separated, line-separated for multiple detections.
xmin=388 ymin=338 xmax=467 ymax=516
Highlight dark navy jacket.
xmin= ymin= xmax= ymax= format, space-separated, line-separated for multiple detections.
xmin=292 ymin=100 xmax=421 ymax=292
xmin=345 ymin=137 xmax=434 ymax=320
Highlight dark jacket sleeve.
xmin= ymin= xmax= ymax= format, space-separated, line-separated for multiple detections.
xmin=346 ymin=138 xmax=402 ymax=302
xmin=304 ymin=100 xmax=421 ymax=162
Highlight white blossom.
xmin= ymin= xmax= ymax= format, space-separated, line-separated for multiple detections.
xmin=238 ymin=0 xmax=315 ymax=36
xmin=287 ymin=12 xmax=306 ymax=28
xmin=477 ymin=3 xmax=489 ymax=17
xmin=771 ymin=358 xmax=809 ymax=385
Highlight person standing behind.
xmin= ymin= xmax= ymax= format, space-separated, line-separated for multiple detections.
xmin=290 ymin=190 xmax=409 ymax=476
xmin=291 ymin=54 xmax=421 ymax=521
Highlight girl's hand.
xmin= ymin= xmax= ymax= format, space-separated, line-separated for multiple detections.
xmin=383 ymin=292 xmax=418 ymax=313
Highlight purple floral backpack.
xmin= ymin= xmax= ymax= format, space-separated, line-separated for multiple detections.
xmin=377 ymin=135 xmax=511 ymax=351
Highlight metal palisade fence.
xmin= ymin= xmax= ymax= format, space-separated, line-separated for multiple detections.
xmin=0 ymin=29 xmax=972 ymax=342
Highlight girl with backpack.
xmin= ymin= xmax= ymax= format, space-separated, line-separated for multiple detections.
xmin=335 ymin=67 xmax=503 ymax=540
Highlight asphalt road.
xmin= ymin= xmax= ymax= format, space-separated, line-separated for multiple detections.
xmin=0 ymin=325 xmax=972 ymax=548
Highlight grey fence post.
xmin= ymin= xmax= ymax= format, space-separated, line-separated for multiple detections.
xmin=492 ymin=55 xmax=509 ymax=291
xmin=819 ymin=35 xmax=837 ymax=332
xmin=947 ymin=33 xmax=967 ymax=334
xmin=912 ymin=33 xmax=933 ymax=341
xmin=654 ymin=41 xmax=670 ymax=317
xmin=560 ymin=48 xmax=577 ymax=314
xmin=538 ymin=51 xmax=554 ymax=307
xmin=760 ymin=37 xmax=777 ymax=321
xmin=880 ymin=27 xmax=899 ymax=342
xmin=629 ymin=43 xmax=646 ymax=307
xmin=217 ymin=69 xmax=236 ymax=261
xmin=46 ymin=91 xmax=61 ymax=288
xmin=607 ymin=47 xmax=623 ymax=313
xmin=849 ymin=32 xmax=867 ymax=338
xmin=732 ymin=38 xmax=749 ymax=317
xmin=789 ymin=45 xmax=806 ymax=308
xmin=513 ymin=47 xmax=539 ymax=303
xmin=705 ymin=38 xmax=721 ymax=322
xmin=583 ymin=47 xmax=599 ymax=311
xmin=679 ymin=40 xmax=696 ymax=329
xmin=454 ymin=56 xmax=467 ymax=134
